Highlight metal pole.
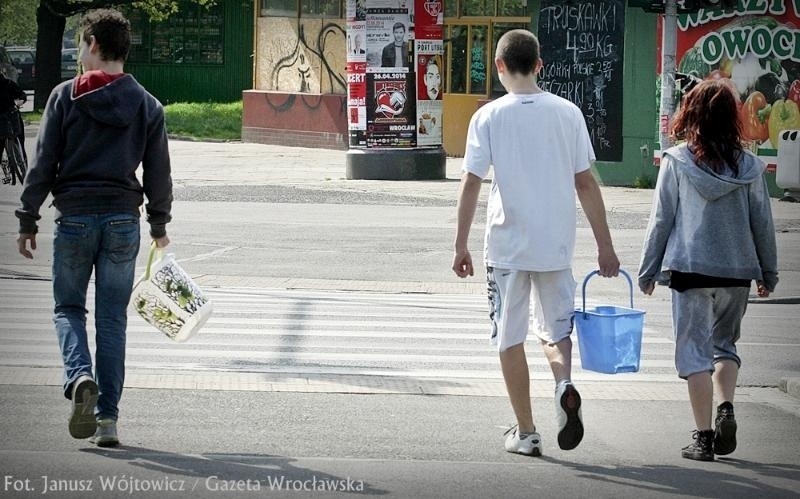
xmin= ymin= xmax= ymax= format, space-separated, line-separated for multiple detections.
xmin=659 ymin=0 xmax=678 ymax=151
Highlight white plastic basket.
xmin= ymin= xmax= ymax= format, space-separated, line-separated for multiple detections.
xmin=130 ymin=243 xmax=213 ymax=342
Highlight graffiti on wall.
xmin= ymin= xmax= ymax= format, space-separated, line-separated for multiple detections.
xmin=256 ymin=18 xmax=347 ymax=95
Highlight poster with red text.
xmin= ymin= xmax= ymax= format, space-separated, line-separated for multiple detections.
xmin=414 ymin=0 xmax=443 ymax=39
xmin=658 ymin=6 xmax=800 ymax=160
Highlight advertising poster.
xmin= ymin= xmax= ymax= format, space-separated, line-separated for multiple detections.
xmin=414 ymin=0 xmax=443 ymax=36
xmin=348 ymin=62 xmax=368 ymax=132
xmin=366 ymin=8 xmax=412 ymax=69
xmin=416 ymin=41 xmax=443 ymax=100
xmin=366 ymin=70 xmax=416 ymax=147
xmin=660 ymin=7 xmax=800 ymax=161
xmin=415 ymin=39 xmax=443 ymax=147
xmin=348 ymin=21 xmax=367 ymax=62
xmin=417 ymin=100 xmax=442 ymax=146
xmin=348 ymin=61 xmax=367 ymax=147
xmin=347 ymin=0 xmax=367 ymax=21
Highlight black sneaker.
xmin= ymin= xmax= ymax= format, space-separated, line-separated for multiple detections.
xmin=682 ymin=430 xmax=714 ymax=461
xmin=555 ymin=382 xmax=584 ymax=450
xmin=714 ymin=402 xmax=737 ymax=456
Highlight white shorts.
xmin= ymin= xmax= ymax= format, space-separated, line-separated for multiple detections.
xmin=487 ymin=267 xmax=576 ymax=352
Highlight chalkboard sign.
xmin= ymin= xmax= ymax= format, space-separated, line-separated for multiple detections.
xmin=537 ymin=0 xmax=624 ymax=162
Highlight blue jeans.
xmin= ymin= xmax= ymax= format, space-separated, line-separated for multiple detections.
xmin=53 ymin=213 xmax=140 ymax=421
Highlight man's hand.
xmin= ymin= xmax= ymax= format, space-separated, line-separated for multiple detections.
xmin=641 ymin=281 xmax=655 ymax=296
xmin=17 ymin=233 xmax=36 ymax=259
xmin=154 ymin=235 xmax=170 ymax=248
xmin=452 ymin=248 xmax=474 ymax=278
xmin=597 ymin=246 xmax=620 ymax=278
xmin=756 ymin=281 xmax=770 ymax=298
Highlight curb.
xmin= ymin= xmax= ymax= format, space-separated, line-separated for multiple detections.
xmin=748 ymin=296 xmax=800 ymax=305
xmin=779 ymin=378 xmax=800 ymax=399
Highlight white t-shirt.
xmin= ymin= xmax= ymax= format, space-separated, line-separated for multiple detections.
xmin=462 ymin=92 xmax=594 ymax=271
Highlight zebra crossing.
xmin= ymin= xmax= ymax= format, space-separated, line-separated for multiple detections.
xmin=0 ymin=278 xmax=685 ymax=397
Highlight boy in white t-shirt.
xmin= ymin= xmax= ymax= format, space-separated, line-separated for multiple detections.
xmin=452 ymin=29 xmax=620 ymax=456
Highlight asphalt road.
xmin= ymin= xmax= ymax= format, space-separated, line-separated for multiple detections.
xmin=0 ymin=134 xmax=798 ymax=499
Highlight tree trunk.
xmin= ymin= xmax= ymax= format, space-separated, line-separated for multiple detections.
xmin=34 ymin=3 xmax=66 ymax=110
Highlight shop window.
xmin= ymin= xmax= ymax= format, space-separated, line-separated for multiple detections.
xmin=448 ymin=25 xmax=468 ymax=93
xmin=490 ymin=22 xmax=527 ymax=97
xmin=301 ymin=0 xmax=341 ymax=17
xmin=261 ymin=0 xmax=298 ymax=16
xmin=445 ymin=0 xmax=458 ymax=18
xmin=497 ymin=0 xmax=526 ymax=17
xmin=126 ymin=2 xmax=224 ymax=65
xmin=127 ymin=9 xmax=150 ymax=63
xmin=462 ymin=0 xmax=494 ymax=16
xmin=469 ymin=25 xmax=487 ymax=94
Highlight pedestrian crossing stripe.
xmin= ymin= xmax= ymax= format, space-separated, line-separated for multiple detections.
xmin=0 ymin=280 xmax=682 ymax=391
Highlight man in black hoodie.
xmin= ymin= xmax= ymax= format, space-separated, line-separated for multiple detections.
xmin=15 ymin=9 xmax=173 ymax=447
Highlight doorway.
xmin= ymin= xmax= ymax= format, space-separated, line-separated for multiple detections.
xmin=442 ymin=19 xmax=529 ymax=156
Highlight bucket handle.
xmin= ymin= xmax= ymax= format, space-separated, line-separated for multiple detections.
xmin=581 ymin=268 xmax=634 ymax=313
xmin=142 ymin=241 xmax=164 ymax=281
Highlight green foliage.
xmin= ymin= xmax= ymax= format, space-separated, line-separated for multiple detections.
xmin=0 ymin=0 xmax=218 ymax=49
xmin=41 ymin=0 xmax=217 ymax=20
xmin=164 ymin=101 xmax=242 ymax=141
xmin=21 ymin=111 xmax=43 ymax=123
xmin=632 ymin=174 xmax=656 ymax=189
xmin=0 ymin=0 xmax=38 ymax=46
xmin=131 ymin=0 xmax=217 ymax=21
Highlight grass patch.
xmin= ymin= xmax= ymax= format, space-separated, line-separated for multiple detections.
xmin=632 ymin=174 xmax=656 ymax=189
xmin=164 ymin=101 xmax=242 ymax=141
xmin=21 ymin=111 xmax=43 ymax=124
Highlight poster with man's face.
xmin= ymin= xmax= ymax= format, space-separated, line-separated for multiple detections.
xmin=348 ymin=21 xmax=367 ymax=62
xmin=366 ymin=10 xmax=412 ymax=69
xmin=416 ymin=40 xmax=443 ymax=101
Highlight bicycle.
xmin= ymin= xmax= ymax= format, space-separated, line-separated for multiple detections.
xmin=1 ymin=104 xmax=26 ymax=185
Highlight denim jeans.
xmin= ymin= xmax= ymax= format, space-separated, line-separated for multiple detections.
xmin=52 ymin=213 xmax=140 ymax=421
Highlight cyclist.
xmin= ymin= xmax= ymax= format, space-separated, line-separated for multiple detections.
xmin=1 ymin=73 xmax=27 ymax=182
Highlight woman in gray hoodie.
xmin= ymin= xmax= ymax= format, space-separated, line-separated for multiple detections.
xmin=639 ymin=79 xmax=778 ymax=462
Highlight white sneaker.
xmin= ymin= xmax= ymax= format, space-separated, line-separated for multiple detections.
xmin=504 ymin=425 xmax=542 ymax=456
xmin=555 ymin=381 xmax=584 ymax=450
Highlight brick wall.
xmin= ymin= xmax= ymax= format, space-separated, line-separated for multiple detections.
xmin=242 ymin=90 xmax=348 ymax=150
xmin=242 ymin=127 xmax=347 ymax=150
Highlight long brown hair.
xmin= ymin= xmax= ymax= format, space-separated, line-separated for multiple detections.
xmin=671 ymin=79 xmax=743 ymax=175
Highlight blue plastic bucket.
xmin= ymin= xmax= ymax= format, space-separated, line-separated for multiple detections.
xmin=575 ymin=269 xmax=645 ymax=374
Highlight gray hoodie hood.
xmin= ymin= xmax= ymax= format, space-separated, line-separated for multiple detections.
xmin=664 ymin=144 xmax=765 ymax=201
xmin=72 ymin=74 xmax=145 ymax=128
xmin=639 ymin=142 xmax=778 ymax=292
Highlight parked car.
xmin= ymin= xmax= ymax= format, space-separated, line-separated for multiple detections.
xmin=0 ymin=46 xmax=20 ymax=83
xmin=6 ymin=46 xmax=35 ymax=90
xmin=61 ymin=48 xmax=79 ymax=81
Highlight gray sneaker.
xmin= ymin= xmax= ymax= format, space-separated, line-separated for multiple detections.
xmin=68 ymin=375 xmax=98 ymax=439
xmin=89 ymin=419 xmax=119 ymax=447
